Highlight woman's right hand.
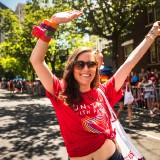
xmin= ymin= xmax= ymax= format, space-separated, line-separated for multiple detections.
xmin=146 ymin=21 xmax=160 ymax=39
xmin=50 ymin=10 xmax=83 ymax=25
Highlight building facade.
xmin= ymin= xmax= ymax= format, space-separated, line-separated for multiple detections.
xmin=15 ymin=3 xmax=26 ymax=22
xmin=118 ymin=6 xmax=160 ymax=72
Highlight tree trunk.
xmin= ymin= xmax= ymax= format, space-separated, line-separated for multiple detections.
xmin=112 ymin=36 xmax=119 ymax=72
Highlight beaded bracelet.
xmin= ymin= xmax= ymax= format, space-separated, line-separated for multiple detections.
xmin=42 ymin=19 xmax=59 ymax=29
xmin=40 ymin=23 xmax=56 ymax=33
xmin=45 ymin=30 xmax=55 ymax=36
xmin=31 ymin=25 xmax=52 ymax=43
xmin=31 ymin=19 xmax=59 ymax=42
xmin=40 ymin=23 xmax=56 ymax=36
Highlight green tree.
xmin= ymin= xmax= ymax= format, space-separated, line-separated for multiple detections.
xmin=69 ymin=0 xmax=157 ymax=68
xmin=0 ymin=0 xmax=95 ymax=80
xmin=0 ymin=8 xmax=23 ymax=79
xmin=22 ymin=0 xmax=92 ymax=79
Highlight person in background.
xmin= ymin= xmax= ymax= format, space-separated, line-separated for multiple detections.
xmin=9 ymin=80 xmax=14 ymax=94
xmin=30 ymin=10 xmax=160 ymax=160
xmin=117 ymin=75 xmax=134 ymax=127
xmin=138 ymin=76 xmax=156 ymax=117
xmin=131 ymin=71 xmax=139 ymax=86
xmin=95 ymin=50 xmax=104 ymax=68
xmin=146 ymin=67 xmax=155 ymax=80
xmin=153 ymin=68 xmax=159 ymax=79
xmin=152 ymin=68 xmax=160 ymax=102
xmin=150 ymin=68 xmax=159 ymax=85
xmin=139 ymin=68 xmax=147 ymax=82
xmin=95 ymin=51 xmax=112 ymax=83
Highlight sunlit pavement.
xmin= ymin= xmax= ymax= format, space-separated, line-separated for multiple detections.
xmin=0 ymin=89 xmax=160 ymax=160
xmin=116 ymin=103 xmax=160 ymax=160
xmin=0 ymin=89 xmax=68 ymax=160
xmin=117 ymin=104 xmax=160 ymax=140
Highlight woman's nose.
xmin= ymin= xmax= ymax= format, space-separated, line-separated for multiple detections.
xmin=83 ymin=64 xmax=90 ymax=70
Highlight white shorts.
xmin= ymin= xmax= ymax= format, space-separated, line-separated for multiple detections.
xmin=144 ymin=92 xmax=155 ymax=99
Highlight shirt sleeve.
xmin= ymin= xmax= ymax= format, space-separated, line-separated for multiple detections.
xmin=46 ymin=75 xmax=63 ymax=102
xmin=99 ymin=77 xmax=122 ymax=107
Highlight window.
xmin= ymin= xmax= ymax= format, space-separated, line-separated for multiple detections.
xmin=150 ymin=42 xmax=156 ymax=63
xmin=124 ymin=44 xmax=133 ymax=59
xmin=149 ymin=37 xmax=160 ymax=63
xmin=147 ymin=7 xmax=155 ymax=24
xmin=157 ymin=37 xmax=160 ymax=62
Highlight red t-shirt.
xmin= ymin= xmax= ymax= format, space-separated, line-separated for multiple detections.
xmin=46 ymin=76 xmax=122 ymax=157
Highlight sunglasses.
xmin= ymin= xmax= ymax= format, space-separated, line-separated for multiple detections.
xmin=74 ymin=61 xmax=97 ymax=70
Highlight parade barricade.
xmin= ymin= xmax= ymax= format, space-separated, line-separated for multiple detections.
xmin=131 ymin=85 xmax=160 ymax=110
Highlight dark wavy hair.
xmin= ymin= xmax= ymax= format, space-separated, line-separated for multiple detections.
xmin=58 ymin=46 xmax=100 ymax=106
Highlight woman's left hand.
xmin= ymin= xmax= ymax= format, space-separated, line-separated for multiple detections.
xmin=50 ymin=10 xmax=83 ymax=25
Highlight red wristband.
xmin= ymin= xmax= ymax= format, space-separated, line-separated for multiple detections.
xmin=31 ymin=25 xmax=52 ymax=43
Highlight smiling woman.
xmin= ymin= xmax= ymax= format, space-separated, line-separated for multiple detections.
xmin=30 ymin=10 xmax=160 ymax=160
xmin=72 ymin=49 xmax=98 ymax=93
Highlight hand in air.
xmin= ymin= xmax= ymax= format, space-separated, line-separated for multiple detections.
xmin=147 ymin=21 xmax=160 ymax=39
xmin=51 ymin=10 xmax=83 ymax=25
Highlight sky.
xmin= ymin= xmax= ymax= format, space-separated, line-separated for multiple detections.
xmin=0 ymin=0 xmax=27 ymax=11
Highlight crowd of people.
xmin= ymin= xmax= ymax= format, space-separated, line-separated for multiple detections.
xmin=0 ymin=66 xmax=159 ymax=119
xmin=113 ymin=67 xmax=160 ymax=128
xmin=131 ymin=68 xmax=159 ymax=112
xmin=0 ymin=79 xmax=46 ymax=96
xmin=127 ymin=67 xmax=159 ymax=87
xmin=0 ymin=67 xmax=159 ymax=120
xmin=99 ymin=67 xmax=158 ymax=127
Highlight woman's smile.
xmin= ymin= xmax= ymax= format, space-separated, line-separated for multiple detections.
xmin=73 ymin=51 xmax=97 ymax=91
xmin=80 ymin=73 xmax=92 ymax=77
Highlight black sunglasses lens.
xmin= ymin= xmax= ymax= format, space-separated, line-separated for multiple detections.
xmin=74 ymin=61 xmax=97 ymax=70
xmin=88 ymin=61 xmax=97 ymax=68
xmin=74 ymin=61 xmax=85 ymax=69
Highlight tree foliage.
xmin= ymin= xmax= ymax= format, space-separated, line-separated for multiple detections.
xmin=69 ymin=0 xmax=157 ymax=68
xmin=0 ymin=0 xmax=95 ymax=80
xmin=1 ymin=0 xmax=158 ymax=80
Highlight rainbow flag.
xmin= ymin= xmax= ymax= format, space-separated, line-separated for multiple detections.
xmin=100 ymin=75 xmax=109 ymax=83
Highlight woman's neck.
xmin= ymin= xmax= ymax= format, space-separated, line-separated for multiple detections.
xmin=80 ymin=86 xmax=91 ymax=93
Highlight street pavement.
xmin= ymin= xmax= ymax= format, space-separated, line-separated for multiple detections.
xmin=0 ymin=89 xmax=160 ymax=160
xmin=0 ymin=89 xmax=68 ymax=160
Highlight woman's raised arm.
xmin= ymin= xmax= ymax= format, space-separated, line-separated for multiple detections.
xmin=30 ymin=10 xmax=83 ymax=96
xmin=114 ymin=21 xmax=160 ymax=92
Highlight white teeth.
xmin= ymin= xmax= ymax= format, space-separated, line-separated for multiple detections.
xmin=80 ymin=74 xmax=91 ymax=77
